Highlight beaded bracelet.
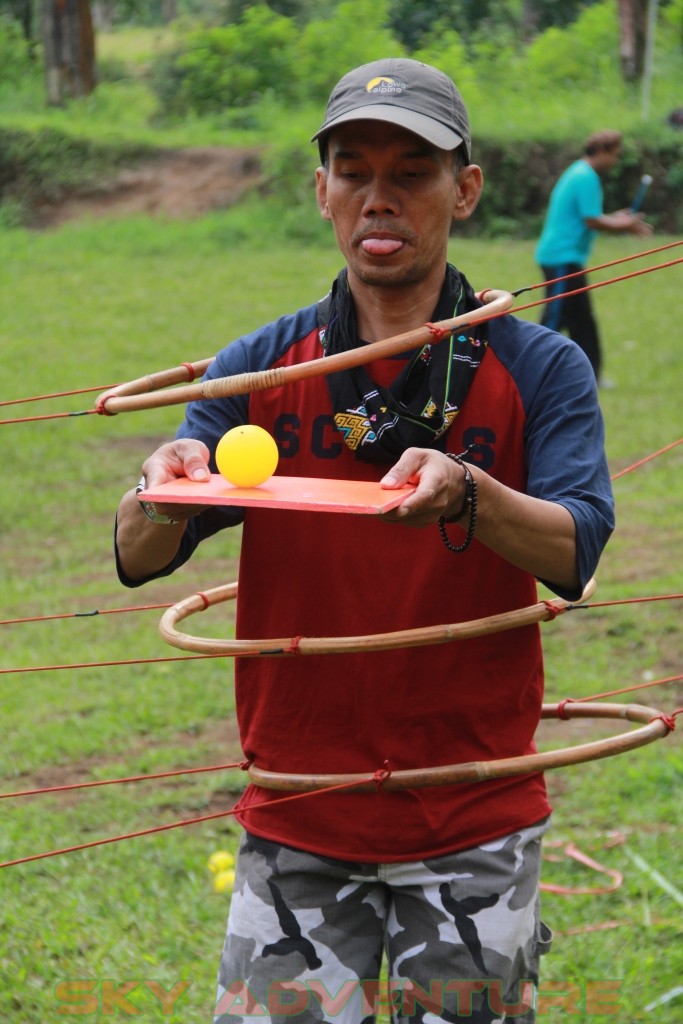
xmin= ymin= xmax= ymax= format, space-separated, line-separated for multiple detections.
xmin=438 ymin=454 xmax=478 ymax=553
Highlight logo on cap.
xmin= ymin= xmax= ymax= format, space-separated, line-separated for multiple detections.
xmin=365 ymin=76 xmax=407 ymax=95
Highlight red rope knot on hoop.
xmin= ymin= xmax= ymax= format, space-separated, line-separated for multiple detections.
xmin=94 ymin=393 xmax=114 ymax=416
xmin=373 ymin=760 xmax=393 ymax=792
xmin=649 ymin=710 xmax=680 ymax=733
xmin=238 ymin=758 xmax=253 ymax=772
xmin=284 ymin=635 xmax=303 ymax=655
xmin=423 ymin=322 xmax=449 ymax=341
xmin=542 ymin=600 xmax=563 ymax=621
xmin=181 ymin=362 xmax=198 ymax=381
xmin=196 ymin=591 xmax=211 ymax=610
xmin=557 ymin=698 xmax=577 ymax=720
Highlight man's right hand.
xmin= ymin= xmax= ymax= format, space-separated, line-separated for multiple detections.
xmin=116 ymin=438 xmax=213 ymax=581
xmin=138 ymin=439 xmax=213 ymax=522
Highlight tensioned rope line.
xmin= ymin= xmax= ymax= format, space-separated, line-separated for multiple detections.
xmin=0 ymin=358 xmax=213 ymax=425
xmin=611 ymin=437 xmax=683 ymax=480
xmin=0 ymin=593 xmax=681 ymax=675
xmin=0 ymin=777 xmax=375 ymax=869
xmin=506 ymin=255 xmax=683 ymax=320
xmin=0 ymin=358 xmax=212 ymax=413
xmin=1 ymin=591 xmax=681 ymax=635
xmin=3 ymin=242 xmax=678 ymax=414
xmin=0 ymin=672 xmax=680 ymax=804
xmin=510 ymin=238 xmax=683 ymax=295
xmin=88 ymin=256 xmax=683 ymax=416
xmin=1 ymin=245 xmax=681 ymax=425
xmin=0 ymin=760 xmax=246 ymax=800
xmin=557 ymin=675 xmax=683 ymax=705
xmin=0 ymin=651 xmax=227 ymax=676
xmin=0 ymin=383 xmax=117 ymax=408
xmin=0 ymin=704 xmax=679 ymax=869
xmin=0 ymin=602 xmax=173 ymax=626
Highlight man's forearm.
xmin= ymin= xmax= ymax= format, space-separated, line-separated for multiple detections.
xmin=470 ymin=469 xmax=580 ymax=593
xmin=116 ymin=488 xmax=187 ymax=582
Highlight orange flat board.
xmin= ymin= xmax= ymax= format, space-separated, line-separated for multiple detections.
xmin=139 ymin=475 xmax=415 ymax=514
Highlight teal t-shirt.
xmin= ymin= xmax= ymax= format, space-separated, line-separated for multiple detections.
xmin=535 ymin=159 xmax=603 ymax=266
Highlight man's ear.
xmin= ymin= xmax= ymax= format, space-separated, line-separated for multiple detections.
xmin=316 ymin=167 xmax=331 ymax=221
xmin=453 ymin=164 xmax=483 ymax=222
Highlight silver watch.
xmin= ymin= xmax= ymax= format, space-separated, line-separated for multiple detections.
xmin=135 ymin=477 xmax=178 ymax=526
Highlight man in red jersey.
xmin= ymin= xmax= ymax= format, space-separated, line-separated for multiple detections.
xmin=116 ymin=59 xmax=614 ymax=1024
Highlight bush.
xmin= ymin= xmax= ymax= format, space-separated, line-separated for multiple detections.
xmin=0 ymin=13 xmax=34 ymax=87
xmin=149 ymin=5 xmax=300 ymax=119
xmin=413 ymin=25 xmax=480 ymax=110
xmin=294 ymin=0 xmax=402 ymax=104
xmin=523 ymin=1 xmax=619 ymax=91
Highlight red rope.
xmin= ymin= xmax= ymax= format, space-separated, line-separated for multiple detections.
xmin=611 ymin=437 xmax=683 ymax=480
xmin=509 ymin=255 xmax=683 ymax=320
xmin=373 ymin=760 xmax=393 ymax=791
xmin=0 ymin=776 xmax=373 ymax=869
xmin=0 ymin=652 xmax=223 ymax=675
xmin=540 ymin=839 xmax=623 ymax=896
xmin=574 ymin=594 xmax=683 ymax=610
xmin=541 ymin=600 xmax=562 ymax=620
xmin=0 ymin=409 xmax=99 ymax=425
xmin=570 ymin=674 xmax=683 ymax=704
xmin=649 ymin=710 xmax=681 ymax=732
xmin=0 ymin=761 xmax=245 ymax=800
xmin=0 ymin=383 xmax=117 ymax=407
xmin=0 ymin=602 xmax=172 ymax=626
xmin=2 ymin=246 xmax=680 ymax=426
xmin=1 ymin=593 xmax=680 ymax=674
xmin=513 ymin=238 xmax=683 ymax=295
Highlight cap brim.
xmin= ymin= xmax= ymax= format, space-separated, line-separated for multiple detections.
xmin=312 ymin=104 xmax=464 ymax=152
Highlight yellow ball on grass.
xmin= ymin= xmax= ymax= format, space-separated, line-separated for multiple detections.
xmin=207 ymin=849 xmax=235 ymax=874
xmin=213 ymin=869 xmax=236 ymax=894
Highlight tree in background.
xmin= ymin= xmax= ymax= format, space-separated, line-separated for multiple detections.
xmin=91 ymin=0 xmax=179 ymax=28
xmin=519 ymin=0 xmax=599 ymax=35
xmin=617 ymin=0 xmax=647 ymax=79
xmin=387 ymin=0 xmax=598 ymax=49
xmin=41 ymin=0 xmax=96 ymax=105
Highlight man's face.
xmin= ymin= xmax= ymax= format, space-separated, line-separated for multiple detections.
xmin=316 ymin=121 xmax=480 ymax=291
xmin=598 ymin=146 xmax=622 ymax=172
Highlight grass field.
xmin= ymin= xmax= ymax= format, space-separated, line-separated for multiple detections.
xmin=0 ymin=216 xmax=681 ymax=1022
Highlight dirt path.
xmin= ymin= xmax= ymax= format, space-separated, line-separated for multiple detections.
xmin=34 ymin=146 xmax=264 ymax=227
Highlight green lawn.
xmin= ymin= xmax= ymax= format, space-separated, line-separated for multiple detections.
xmin=0 ymin=218 xmax=681 ymax=1022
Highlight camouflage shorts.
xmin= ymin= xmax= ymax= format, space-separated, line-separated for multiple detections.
xmin=214 ymin=818 xmax=552 ymax=1024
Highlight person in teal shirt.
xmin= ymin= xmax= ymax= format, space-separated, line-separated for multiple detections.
xmin=536 ymin=130 xmax=652 ymax=384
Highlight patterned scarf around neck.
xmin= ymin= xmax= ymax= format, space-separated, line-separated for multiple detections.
xmin=318 ymin=264 xmax=488 ymax=463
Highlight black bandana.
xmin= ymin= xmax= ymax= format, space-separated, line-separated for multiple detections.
xmin=318 ymin=264 xmax=488 ymax=463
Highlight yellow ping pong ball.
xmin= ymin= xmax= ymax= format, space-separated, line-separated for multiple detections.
xmin=215 ymin=425 xmax=279 ymax=488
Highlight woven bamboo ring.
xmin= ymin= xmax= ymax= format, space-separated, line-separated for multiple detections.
xmin=157 ymin=580 xmax=672 ymax=790
xmin=247 ymin=701 xmax=672 ymax=791
xmin=97 ymin=289 xmax=514 ymax=416
xmin=159 ymin=578 xmax=597 ymax=657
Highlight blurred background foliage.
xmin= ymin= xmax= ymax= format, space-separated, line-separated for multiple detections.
xmin=0 ymin=0 xmax=682 ymax=234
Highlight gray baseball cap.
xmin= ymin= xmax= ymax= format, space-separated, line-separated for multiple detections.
xmin=312 ymin=58 xmax=471 ymax=162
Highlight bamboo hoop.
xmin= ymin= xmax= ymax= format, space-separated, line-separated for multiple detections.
xmin=157 ymin=580 xmax=672 ymax=789
xmin=247 ymin=702 xmax=672 ymax=792
xmin=95 ymin=358 xmax=214 ymax=413
xmin=96 ymin=289 xmax=514 ymax=416
xmin=159 ymin=579 xmax=596 ymax=657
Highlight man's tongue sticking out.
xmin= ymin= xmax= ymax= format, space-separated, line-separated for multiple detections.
xmin=361 ymin=237 xmax=404 ymax=256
